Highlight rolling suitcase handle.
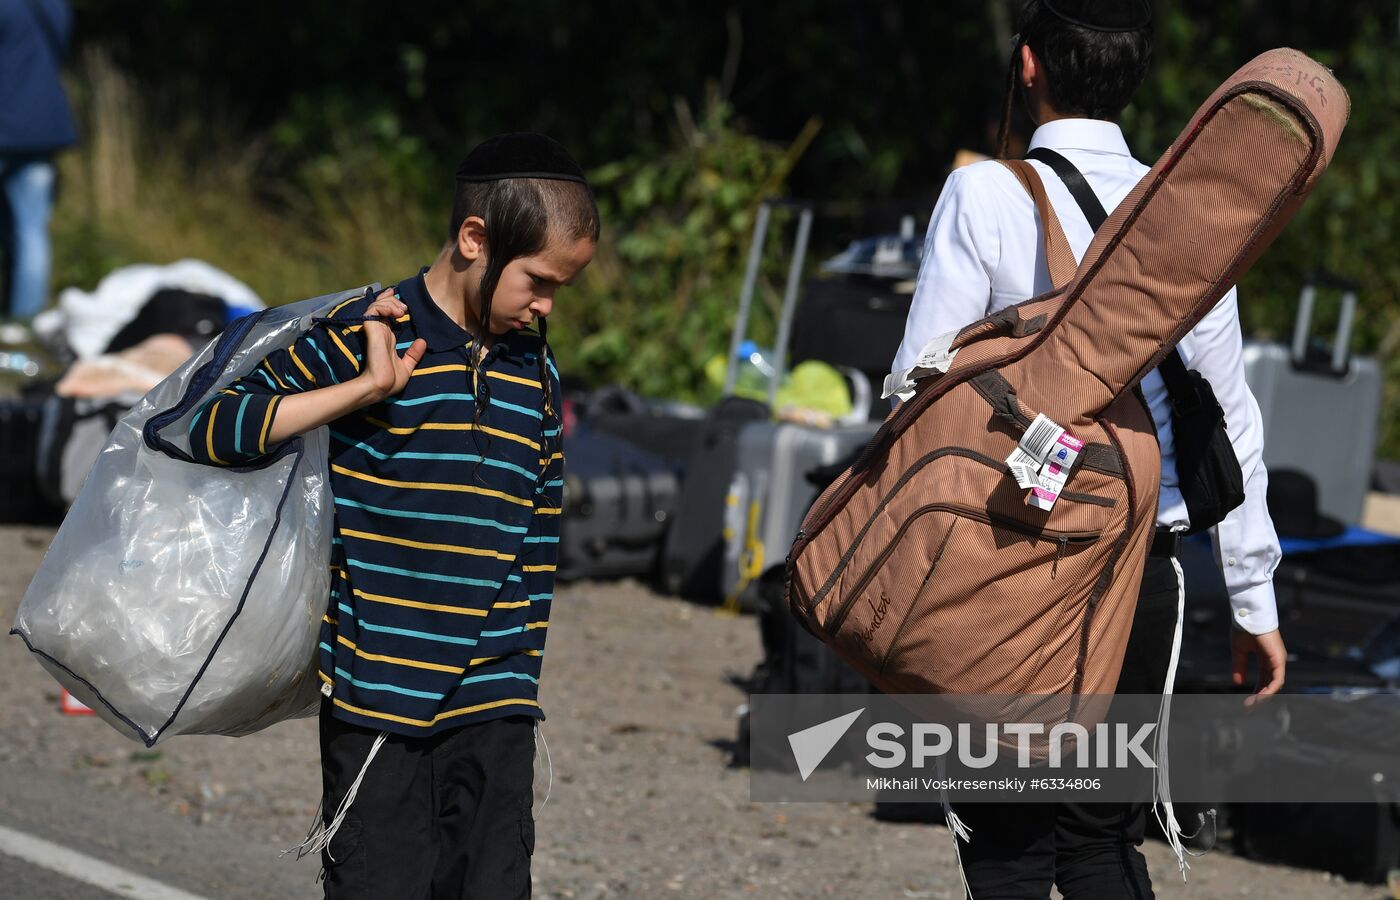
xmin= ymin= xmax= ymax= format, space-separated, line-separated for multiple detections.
xmin=1292 ymin=271 xmax=1360 ymax=376
xmin=721 ymin=198 xmax=816 ymax=402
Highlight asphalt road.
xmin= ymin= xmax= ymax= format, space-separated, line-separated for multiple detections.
xmin=0 ymin=760 xmax=318 ymax=900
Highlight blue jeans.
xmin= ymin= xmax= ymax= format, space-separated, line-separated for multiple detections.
xmin=0 ymin=156 xmax=56 ymax=319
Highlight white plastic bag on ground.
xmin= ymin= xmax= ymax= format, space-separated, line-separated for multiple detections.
xmin=10 ymin=284 xmax=374 ymax=746
xmin=36 ymin=258 xmax=266 ymax=361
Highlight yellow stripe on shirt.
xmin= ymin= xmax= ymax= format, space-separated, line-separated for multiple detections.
xmin=260 ymin=360 xmax=290 ymax=391
xmin=258 ymin=395 xmax=281 ymax=453
xmin=205 ymin=402 xmax=225 ymax=465
xmin=412 ymin=364 xmax=468 ymax=378
xmin=486 ymin=370 xmax=542 ymax=389
xmin=329 ymin=296 xmax=361 ymax=317
xmin=330 ymin=463 xmax=534 ymax=507
xmin=327 ymin=328 xmax=361 ymax=372
xmin=288 ymin=346 xmax=317 ymax=386
xmin=336 ymin=634 xmax=464 ymax=674
xmin=360 ymin=416 xmax=541 ymax=452
xmin=340 ymin=527 xmax=516 ymax=562
xmin=331 ymin=695 xmax=541 ymax=728
xmin=351 ymin=587 xmax=490 ymax=617
xmin=521 ymin=564 xmax=555 ymax=573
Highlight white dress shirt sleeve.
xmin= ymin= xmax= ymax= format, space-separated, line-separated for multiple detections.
xmin=892 ymin=168 xmax=1000 ymax=381
xmin=1185 ymin=288 xmax=1282 ymax=634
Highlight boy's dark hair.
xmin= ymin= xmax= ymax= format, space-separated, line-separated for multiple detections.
xmin=447 ymin=174 xmax=599 ymax=479
xmin=996 ymin=0 xmax=1154 ymax=158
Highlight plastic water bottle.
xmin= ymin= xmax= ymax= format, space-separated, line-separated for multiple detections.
xmin=733 ymin=340 xmax=775 ymax=399
xmin=0 ymin=350 xmax=39 ymax=378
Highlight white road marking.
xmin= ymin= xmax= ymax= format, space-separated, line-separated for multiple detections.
xmin=0 ymin=822 xmax=213 ymax=900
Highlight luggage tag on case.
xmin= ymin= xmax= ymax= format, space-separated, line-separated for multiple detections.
xmin=881 ymin=330 xmax=960 ymax=402
xmin=1004 ymin=414 xmax=1083 ymax=510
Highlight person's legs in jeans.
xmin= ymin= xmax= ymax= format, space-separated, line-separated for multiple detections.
xmin=0 ymin=156 xmax=56 ymax=319
xmin=1053 ymin=556 xmax=1182 ymax=899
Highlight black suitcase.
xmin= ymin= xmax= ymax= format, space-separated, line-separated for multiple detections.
xmin=789 ymin=277 xmax=913 ymax=419
xmin=1177 ymin=534 xmax=1400 ymax=677
xmin=735 ymin=569 xmax=871 ymax=770
xmin=1225 ymin=687 xmax=1400 ymax=885
xmin=580 ymin=384 xmax=708 ymax=467
xmin=557 ymin=430 xmax=680 ymax=582
xmin=0 ymin=397 xmax=58 ymax=523
xmin=658 ymin=395 xmax=769 ymax=600
xmin=1272 ymin=544 xmax=1400 ymax=660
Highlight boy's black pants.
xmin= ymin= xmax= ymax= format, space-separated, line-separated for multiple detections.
xmin=318 ymin=702 xmax=537 ymax=900
xmin=955 ymin=554 xmax=1183 ymax=899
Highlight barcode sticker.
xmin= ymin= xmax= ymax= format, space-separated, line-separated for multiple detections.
xmin=1007 ymin=413 xmax=1083 ymax=511
xmin=915 ymin=329 xmax=959 ymax=369
xmin=1019 ymin=414 xmax=1064 ymax=464
xmin=1006 ymin=447 xmax=1043 ymax=489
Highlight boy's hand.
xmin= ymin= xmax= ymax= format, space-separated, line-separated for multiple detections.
xmin=359 ymin=289 xmax=427 ymax=404
xmin=1231 ymin=626 xmax=1287 ymax=709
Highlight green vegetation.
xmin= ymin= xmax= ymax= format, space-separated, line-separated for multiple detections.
xmin=51 ymin=3 xmax=1400 ymax=450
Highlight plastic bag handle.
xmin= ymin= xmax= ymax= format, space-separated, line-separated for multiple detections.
xmin=142 ymin=309 xmax=304 ymax=471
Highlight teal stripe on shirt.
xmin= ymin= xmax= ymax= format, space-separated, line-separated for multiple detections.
xmin=233 ymin=394 xmax=251 ymax=456
xmin=346 ymin=557 xmax=503 ymax=589
xmin=303 ymin=337 xmax=339 ymax=384
xmin=334 ymin=496 xmax=528 ymax=533
xmin=329 ymin=431 xmax=538 ymax=480
xmin=335 ymin=666 xmax=444 ymax=699
xmin=489 ymin=398 xmax=544 ymax=420
xmin=388 ymin=392 xmax=475 ymax=407
xmin=338 ymin=604 xmax=479 ymax=645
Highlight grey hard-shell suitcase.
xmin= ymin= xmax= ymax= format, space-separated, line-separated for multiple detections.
xmin=722 ymin=420 xmax=877 ymax=610
xmin=558 ymin=430 xmax=680 ymax=582
xmin=1242 ymin=274 xmax=1382 ymax=525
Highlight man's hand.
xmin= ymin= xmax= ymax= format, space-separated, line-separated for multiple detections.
xmin=359 ymin=289 xmax=427 ymax=404
xmin=1231 ymin=627 xmax=1286 ymax=709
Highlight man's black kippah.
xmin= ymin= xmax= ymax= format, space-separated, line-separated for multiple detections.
xmin=1042 ymin=0 xmax=1151 ymax=32
xmin=454 ymin=132 xmax=587 ymax=184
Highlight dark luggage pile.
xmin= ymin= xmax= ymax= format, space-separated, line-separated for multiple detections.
xmin=1173 ymin=461 xmax=1400 ymax=883
xmin=565 ymin=200 xmax=893 ymax=599
xmin=1 ymin=286 xmax=237 ymax=523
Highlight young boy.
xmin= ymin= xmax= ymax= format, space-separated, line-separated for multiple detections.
xmin=893 ymin=2 xmax=1287 ymax=896
xmin=192 ymin=133 xmax=598 ymax=899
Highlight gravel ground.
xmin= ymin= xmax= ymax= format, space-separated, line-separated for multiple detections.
xmin=0 ymin=523 xmax=1390 ymax=899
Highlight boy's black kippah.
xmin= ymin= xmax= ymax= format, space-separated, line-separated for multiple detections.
xmin=1042 ymin=0 xmax=1151 ymax=32
xmin=455 ymin=133 xmax=587 ymax=184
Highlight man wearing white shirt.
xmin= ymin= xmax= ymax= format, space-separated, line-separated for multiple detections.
xmin=892 ymin=1 xmax=1287 ymax=896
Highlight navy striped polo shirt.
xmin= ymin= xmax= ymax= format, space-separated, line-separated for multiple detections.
xmin=191 ymin=271 xmax=563 ymax=736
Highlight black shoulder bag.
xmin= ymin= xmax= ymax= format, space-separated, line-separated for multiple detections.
xmin=1027 ymin=147 xmax=1245 ymax=533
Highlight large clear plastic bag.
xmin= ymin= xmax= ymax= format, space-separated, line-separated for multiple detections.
xmin=10 ymin=285 xmax=374 ymax=746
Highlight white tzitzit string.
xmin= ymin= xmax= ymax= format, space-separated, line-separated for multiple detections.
xmin=283 ymin=732 xmax=389 ymax=862
xmin=1149 ymin=553 xmax=1212 ymax=880
xmin=936 ymin=756 xmax=975 ymax=899
xmin=536 ymin=721 xmax=554 ymax=808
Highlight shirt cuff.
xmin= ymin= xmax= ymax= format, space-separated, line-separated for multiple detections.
xmin=1226 ymin=580 xmax=1279 ymax=635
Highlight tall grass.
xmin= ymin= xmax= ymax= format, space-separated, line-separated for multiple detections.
xmin=52 ymin=49 xmax=441 ymax=307
xmin=49 ymin=57 xmax=809 ymax=408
